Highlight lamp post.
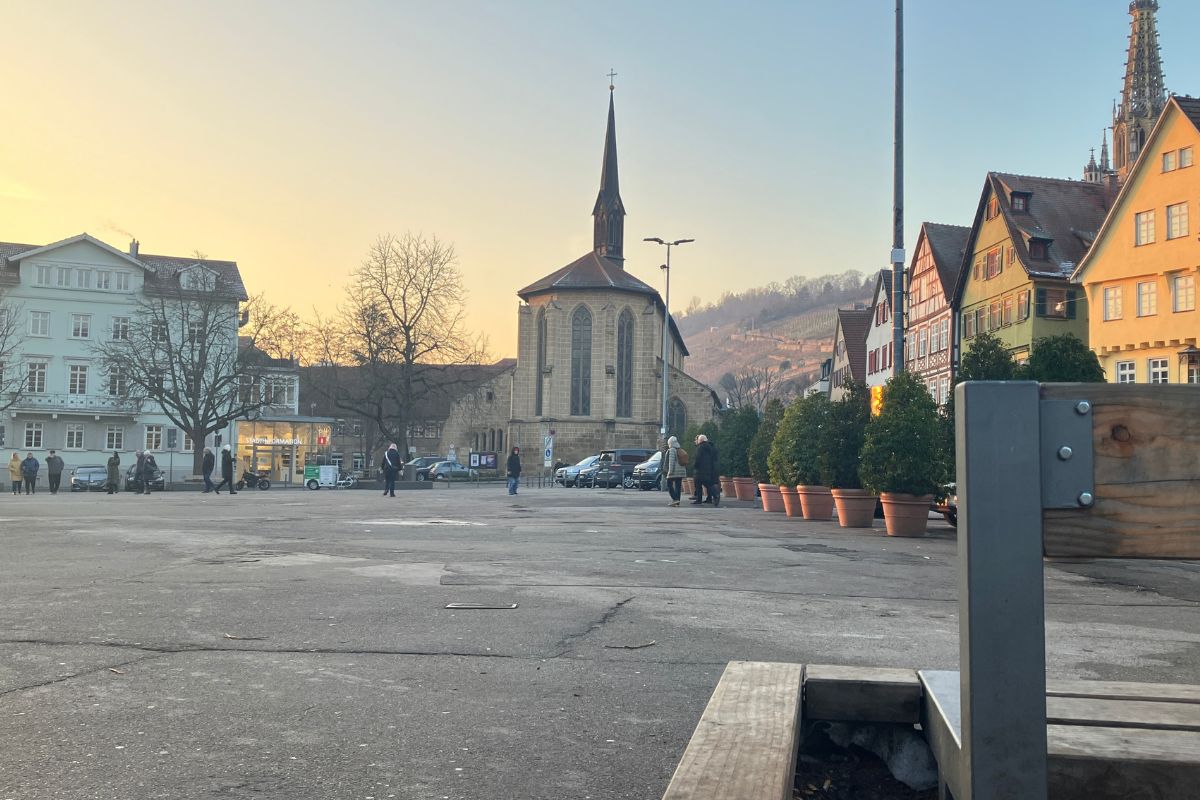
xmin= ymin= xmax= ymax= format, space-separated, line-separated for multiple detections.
xmin=643 ymin=237 xmax=694 ymax=439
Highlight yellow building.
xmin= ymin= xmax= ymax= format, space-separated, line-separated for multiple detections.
xmin=1074 ymin=96 xmax=1200 ymax=385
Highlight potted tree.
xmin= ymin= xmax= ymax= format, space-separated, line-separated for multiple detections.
xmin=860 ymin=371 xmax=946 ymax=537
xmin=769 ymin=392 xmax=832 ymax=519
xmin=749 ymin=399 xmax=785 ymax=512
xmin=818 ymin=380 xmax=877 ymax=528
xmin=717 ymin=405 xmax=761 ymax=501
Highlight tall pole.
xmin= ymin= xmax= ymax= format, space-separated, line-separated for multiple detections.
xmin=661 ymin=247 xmax=672 ymax=439
xmin=891 ymin=0 xmax=906 ymax=372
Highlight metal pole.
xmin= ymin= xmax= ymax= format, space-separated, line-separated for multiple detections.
xmin=891 ymin=0 xmax=906 ymax=372
xmin=661 ymin=245 xmax=671 ymax=438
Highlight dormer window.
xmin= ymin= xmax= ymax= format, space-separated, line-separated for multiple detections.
xmin=1028 ymin=238 xmax=1050 ymax=260
xmin=180 ymin=267 xmax=217 ymax=291
xmin=1010 ymin=192 xmax=1031 ymax=212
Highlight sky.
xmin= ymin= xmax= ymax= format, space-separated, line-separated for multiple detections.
xmin=4 ymin=0 xmax=1198 ymax=358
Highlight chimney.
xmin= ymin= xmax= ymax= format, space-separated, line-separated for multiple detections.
xmin=129 ymin=239 xmax=140 ymax=257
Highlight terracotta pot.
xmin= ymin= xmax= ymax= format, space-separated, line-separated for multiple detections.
xmin=796 ymin=485 xmax=834 ymax=520
xmin=880 ymin=493 xmax=933 ymax=537
xmin=780 ymin=486 xmax=803 ymax=517
xmin=831 ymin=488 xmax=878 ymax=528
xmin=759 ymin=483 xmax=784 ymax=512
xmin=682 ymin=477 xmax=693 ymax=495
xmin=719 ymin=476 xmax=735 ymax=497
xmin=732 ymin=477 xmax=757 ymax=502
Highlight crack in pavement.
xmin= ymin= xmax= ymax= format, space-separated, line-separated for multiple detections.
xmin=0 ymin=651 xmax=169 ymax=698
xmin=550 ymin=595 xmax=636 ymax=658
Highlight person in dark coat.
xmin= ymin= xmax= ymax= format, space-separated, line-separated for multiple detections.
xmin=45 ymin=450 xmax=65 ymax=494
xmin=106 ymin=451 xmax=121 ymax=495
xmin=505 ymin=446 xmax=522 ymax=496
xmin=141 ymin=450 xmax=158 ymax=494
xmin=201 ymin=448 xmax=216 ymax=493
xmin=690 ymin=434 xmax=720 ymax=507
xmin=381 ymin=443 xmax=402 ymax=497
xmin=21 ymin=453 xmax=39 ymax=495
xmin=214 ymin=444 xmax=237 ymax=495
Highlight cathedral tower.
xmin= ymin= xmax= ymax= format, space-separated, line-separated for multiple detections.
xmin=1112 ymin=0 xmax=1167 ymax=181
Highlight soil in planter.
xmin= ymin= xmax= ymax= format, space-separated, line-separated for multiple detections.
xmin=794 ymin=724 xmax=936 ymax=800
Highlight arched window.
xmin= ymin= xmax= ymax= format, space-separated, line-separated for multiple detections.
xmin=570 ymin=306 xmax=592 ymax=416
xmin=497 ymin=430 xmax=503 ymax=453
xmin=473 ymin=433 xmax=479 ymax=451
xmin=616 ymin=309 xmax=634 ymax=418
xmin=668 ymin=397 xmax=687 ymax=437
xmin=535 ymin=309 xmax=547 ymax=416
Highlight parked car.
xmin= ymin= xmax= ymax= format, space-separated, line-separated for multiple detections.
xmin=556 ymin=455 xmax=600 ymax=487
xmin=576 ymin=459 xmax=601 ymax=488
xmin=630 ymin=451 xmax=664 ymax=490
xmin=408 ymin=456 xmax=447 ymax=481
xmin=428 ymin=461 xmax=478 ymax=481
xmin=933 ymin=483 xmax=957 ymax=527
xmin=592 ymin=448 xmax=656 ymax=489
xmin=124 ymin=464 xmax=166 ymax=493
xmin=70 ymin=465 xmax=109 ymax=492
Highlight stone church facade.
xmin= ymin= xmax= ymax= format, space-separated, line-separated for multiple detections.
xmin=440 ymin=90 xmax=719 ymax=470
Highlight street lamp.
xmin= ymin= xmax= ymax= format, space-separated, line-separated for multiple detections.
xmin=643 ymin=237 xmax=694 ymax=439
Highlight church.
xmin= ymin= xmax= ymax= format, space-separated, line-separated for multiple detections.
xmin=439 ymin=88 xmax=720 ymax=470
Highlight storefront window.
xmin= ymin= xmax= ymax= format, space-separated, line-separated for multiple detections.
xmin=236 ymin=418 xmax=332 ymax=484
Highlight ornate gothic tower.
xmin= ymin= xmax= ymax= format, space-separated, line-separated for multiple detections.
xmin=592 ymin=89 xmax=626 ymax=263
xmin=1112 ymin=0 xmax=1167 ymax=181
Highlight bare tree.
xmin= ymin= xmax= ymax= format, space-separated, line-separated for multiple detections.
xmin=92 ymin=269 xmax=284 ymax=474
xmin=243 ymin=293 xmax=307 ymax=362
xmin=311 ymin=233 xmax=487 ymax=454
xmin=719 ymin=367 xmax=785 ymax=413
xmin=0 ymin=290 xmax=26 ymax=415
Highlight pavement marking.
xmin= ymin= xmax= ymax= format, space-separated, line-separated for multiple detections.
xmin=351 ymin=519 xmax=486 ymax=527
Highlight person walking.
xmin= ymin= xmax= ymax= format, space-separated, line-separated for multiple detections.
xmin=9 ymin=453 xmax=23 ymax=495
xmin=215 ymin=444 xmax=236 ymax=495
xmin=662 ymin=436 xmax=687 ymax=507
xmin=45 ymin=450 xmax=65 ymax=494
xmin=106 ymin=451 xmax=121 ymax=495
xmin=505 ymin=446 xmax=522 ymax=496
xmin=21 ymin=452 xmax=40 ymax=495
xmin=141 ymin=450 xmax=158 ymax=495
xmin=201 ymin=448 xmax=216 ymax=493
xmin=381 ymin=444 xmax=402 ymax=497
xmin=690 ymin=434 xmax=720 ymax=507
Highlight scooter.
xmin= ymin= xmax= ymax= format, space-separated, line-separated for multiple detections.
xmin=236 ymin=469 xmax=271 ymax=491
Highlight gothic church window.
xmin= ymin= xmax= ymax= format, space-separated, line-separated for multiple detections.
xmin=668 ymin=397 xmax=686 ymax=437
xmin=570 ymin=306 xmax=592 ymax=416
xmin=535 ymin=309 xmax=547 ymax=416
xmin=616 ymin=309 xmax=634 ymax=418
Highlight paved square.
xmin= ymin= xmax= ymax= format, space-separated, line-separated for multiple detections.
xmin=2 ymin=485 xmax=1198 ymax=799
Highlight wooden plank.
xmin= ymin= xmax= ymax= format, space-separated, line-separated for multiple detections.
xmin=804 ymin=664 xmax=921 ymax=723
xmin=661 ymin=661 xmax=803 ymax=800
xmin=1048 ymin=724 xmax=1200 ymax=799
xmin=1040 ymin=384 xmax=1200 ymax=559
xmin=1047 ymin=679 xmax=1200 ymax=705
xmin=1047 ymin=696 xmax=1200 ymax=732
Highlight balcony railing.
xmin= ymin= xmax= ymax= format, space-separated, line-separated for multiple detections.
xmin=6 ymin=392 xmax=142 ymax=414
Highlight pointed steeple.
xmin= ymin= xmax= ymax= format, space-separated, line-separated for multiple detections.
xmin=1099 ymin=129 xmax=1111 ymax=173
xmin=1112 ymin=0 xmax=1168 ymax=180
xmin=592 ymin=86 xmax=626 ymax=263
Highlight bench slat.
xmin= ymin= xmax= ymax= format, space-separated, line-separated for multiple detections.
xmin=804 ymin=664 xmax=920 ymax=723
xmin=661 ymin=661 xmax=803 ymax=800
xmin=1049 ymin=696 xmax=1200 ymax=732
xmin=1047 ymin=679 xmax=1200 ymax=705
xmin=1048 ymin=725 xmax=1200 ymax=798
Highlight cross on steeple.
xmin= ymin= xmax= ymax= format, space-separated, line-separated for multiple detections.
xmin=607 ymin=69 xmax=617 ymax=91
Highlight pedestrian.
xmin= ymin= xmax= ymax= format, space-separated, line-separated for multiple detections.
xmin=381 ymin=443 xmax=401 ymax=497
xmin=134 ymin=450 xmax=145 ymax=494
xmin=9 ymin=453 xmax=22 ymax=495
xmin=214 ymin=444 xmax=236 ymax=495
xmin=690 ymin=434 xmax=720 ymax=507
xmin=21 ymin=452 xmax=39 ymax=495
xmin=142 ymin=450 xmax=158 ymax=495
xmin=201 ymin=447 xmax=216 ymax=493
xmin=106 ymin=451 xmax=121 ymax=495
xmin=662 ymin=436 xmax=687 ymax=507
xmin=45 ymin=450 xmax=65 ymax=494
xmin=505 ymin=446 xmax=522 ymax=496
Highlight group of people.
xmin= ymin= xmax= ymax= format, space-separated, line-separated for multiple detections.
xmin=375 ymin=444 xmax=524 ymax=497
xmin=200 ymin=445 xmax=238 ymax=494
xmin=661 ymin=434 xmax=721 ymax=508
xmin=8 ymin=451 xmax=59 ymax=495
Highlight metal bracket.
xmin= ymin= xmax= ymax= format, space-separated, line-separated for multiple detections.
xmin=1039 ymin=399 xmax=1095 ymax=509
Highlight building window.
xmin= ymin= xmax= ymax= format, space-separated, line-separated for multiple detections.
xmin=1017 ymin=290 xmax=1030 ymax=321
xmin=1116 ymin=361 xmax=1136 ymax=383
xmin=24 ymin=422 xmax=43 ymax=449
xmin=56 ymin=267 xmax=72 ymax=287
xmin=188 ymin=320 xmax=204 ymax=345
xmin=27 ymin=362 xmax=47 ymax=393
xmin=570 ymin=305 xmax=592 ymax=416
xmin=975 ymin=307 xmax=986 ymax=334
xmin=534 ymin=308 xmax=546 ymax=416
xmin=986 ymin=196 xmax=1000 ymax=220
xmin=29 ymin=311 xmax=50 ymax=336
xmin=352 ymin=453 xmax=365 ymax=472
xmin=331 ymin=452 xmax=344 ymax=469
xmin=616 ymin=308 xmax=634 ymax=418
xmin=183 ymin=433 xmax=194 ymax=452
xmin=1148 ymin=358 xmax=1169 ymax=384
xmin=1167 ymin=203 xmax=1189 ymax=240
xmin=963 ymin=311 xmax=976 ymax=339
xmin=75 ymin=269 xmax=92 ymax=289
xmin=1163 ymin=150 xmax=1178 ymax=172
xmin=108 ymin=365 xmax=128 ymax=396
xmin=1181 ymin=147 xmax=1194 ymax=169
xmin=115 ymin=272 xmax=131 ymax=291
xmin=144 ymin=424 xmax=163 ymax=450
xmin=96 ymin=271 xmax=112 ymax=290
xmin=112 ymin=316 xmax=130 ymax=341
xmin=1103 ymin=286 xmax=1123 ymax=320
xmin=65 ymin=423 xmax=85 ymax=450
xmin=1174 ymin=275 xmax=1196 ymax=312
xmin=1037 ymin=288 xmax=1073 ymax=319
xmin=151 ymin=321 xmax=168 ymax=343
xmin=1028 ymin=239 xmax=1049 ymax=260
xmin=68 ymin=364 xmax=89 ymax=395
xmin=988 ymin=302 xmax=1001 ymax=330
xmin=1137 ymin=281 xmax=1158 ymax=317
xmin=106 ymin=425 xmax=125 ymax=451
xmin=70 ymin=314 xmax=91 ymax=339
xmin=34 ymin=264 xmax=51 ymax=285
xmin=985 ymin=249 xmax=1001 ymax=279
xmin=1011 ymin=193 xmax=1029 ymax=212
xmin=1002 ymin=295 xmax=1014 ymax=326
xmin=668 ymin=397 xmax=686 ymax=437
xmin=1135 ymin=210 xmax=1156 ymax=245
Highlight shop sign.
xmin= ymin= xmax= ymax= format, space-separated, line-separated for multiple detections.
xmin=249 ymin=436 xmax=301 ymax=446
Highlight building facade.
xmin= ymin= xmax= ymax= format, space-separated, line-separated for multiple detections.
xmin=1074 ymin=96 xmax=1200 ymax=385
xmin=829 ymin=307 xmax=870 ymax=401
xmin=864 ymin=270 xmax=895 ymax=390
xmin=905 ymin=223 xmax=969 ymax=405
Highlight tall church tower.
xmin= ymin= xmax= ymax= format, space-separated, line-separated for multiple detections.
xmin=1112 ymin=0 xmax=1167 ymax=181
xmin=592 ymin=87 xmax=626 ymax=263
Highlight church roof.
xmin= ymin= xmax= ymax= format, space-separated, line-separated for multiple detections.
xmin=517 ymin=250 xmax=657 ymax=299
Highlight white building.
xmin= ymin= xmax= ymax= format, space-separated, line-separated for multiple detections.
xmin=864 ymin=270 xmax=895 ymax=390
xmin=0 ymin=233 xmax=309 ymax=484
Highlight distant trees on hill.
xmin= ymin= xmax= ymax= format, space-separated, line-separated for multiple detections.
xmin=677 ymin=270 xmax=873 ymax=335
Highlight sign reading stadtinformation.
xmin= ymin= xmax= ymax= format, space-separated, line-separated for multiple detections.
xmin=249 ymin=437 xmax=302 ymax=446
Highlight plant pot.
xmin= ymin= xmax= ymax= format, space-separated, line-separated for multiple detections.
xmin=796 ymin=485 xmax=834 ymax=520
xmin=720 ymin=476 xmax=735 ymax=497
xmin=880 ymin=493 xmax=933 ymax=537
xmin=732 ymin=477 xmax=757 ymax=502
xmin=682 ymin=477 xmax=693 ymax=496
xmin=831 ymin=488 xmax=878 ymax=528
xmin=780 ymin=486 xmax=803 ymax=517
xmin=759 ymin=483 xmax=784 ymax=512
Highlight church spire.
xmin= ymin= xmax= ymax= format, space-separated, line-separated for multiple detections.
xmin=593 ymin=79 xmax=626 ymax=263
xmin=1099 ymin=129 xmax=1111 ymax=173
xmin=1112 ymin=0 xmax=1168 ymax=180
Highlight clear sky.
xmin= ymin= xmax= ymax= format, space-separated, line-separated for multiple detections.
xmin=4 ymin=1 xmax=1198 ymax=357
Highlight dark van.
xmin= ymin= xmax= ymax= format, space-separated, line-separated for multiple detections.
xmin=592 ymin=448 xmax=656 ymax=489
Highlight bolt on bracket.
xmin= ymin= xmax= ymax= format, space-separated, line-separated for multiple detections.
xmin=1040 ymin=399 xmax=1096 ymax=509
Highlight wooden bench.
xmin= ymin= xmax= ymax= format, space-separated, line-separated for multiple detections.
xmin=925 ymin=382 xmax=1200 ymax=800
